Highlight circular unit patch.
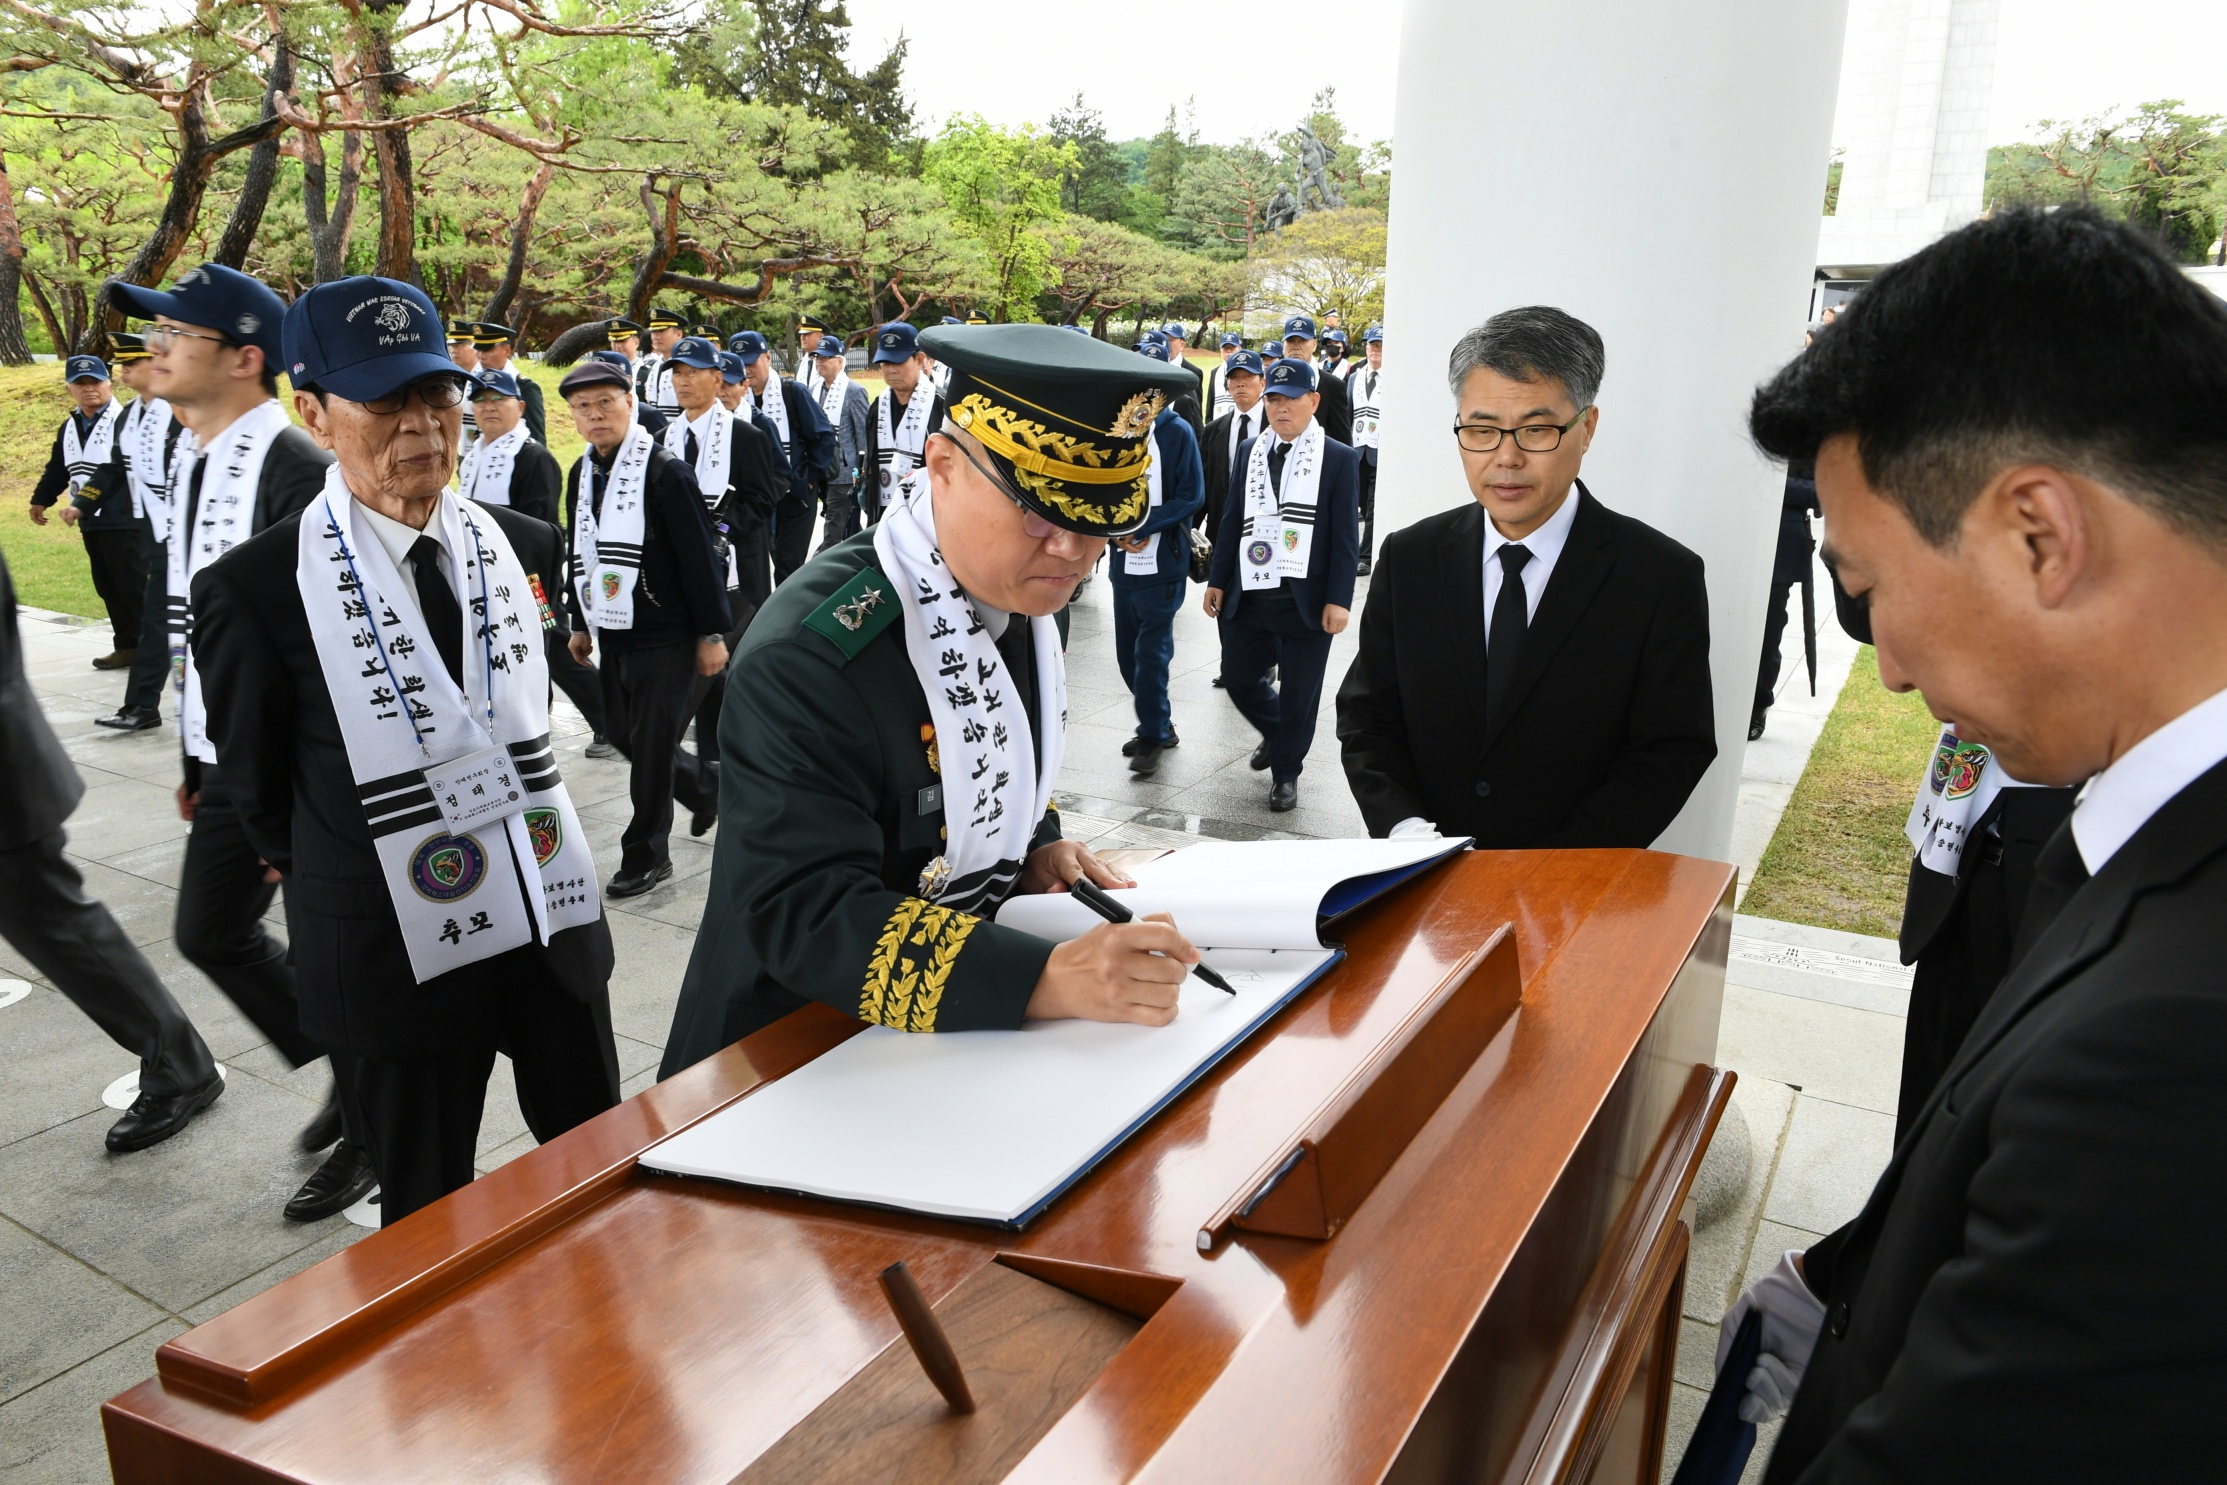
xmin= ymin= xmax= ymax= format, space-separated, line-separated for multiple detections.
xmin=1245 ymin=538 xmax=1274 ymax=568
xmin=409 ymin=833 xmax=488 ymax=902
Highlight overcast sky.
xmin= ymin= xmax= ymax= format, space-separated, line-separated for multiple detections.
xmin=840 ymin=0 xmax=2227 ymax=148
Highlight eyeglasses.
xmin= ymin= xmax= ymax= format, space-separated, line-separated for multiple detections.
xmin=938 ymin=431 xmax=1066 ymax=540
xmin=147 ymin=324 xmax=235 ymax=352
xmin=1451 ymin=408 xmax=1592 ymax=454
xmin=354 ymin=376 xmax=470 ymax=416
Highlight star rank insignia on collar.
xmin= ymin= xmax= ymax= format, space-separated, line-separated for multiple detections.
xmin=833 ymin=586 xmax=883 ymax=631
xmin=917 ymin=854 xmax=952 ymax=898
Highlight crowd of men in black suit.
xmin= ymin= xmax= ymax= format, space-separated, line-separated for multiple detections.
xmin=8 ymin=203 xmax=2226 ymax=1474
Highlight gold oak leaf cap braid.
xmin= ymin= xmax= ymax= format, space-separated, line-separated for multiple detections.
xmin=919 ymin=323 xmax=1199 ymax=537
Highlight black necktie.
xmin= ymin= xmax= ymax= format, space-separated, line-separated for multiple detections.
xmin=410 ymin=535 xmax=465 ymax=687
xmin=2012 ymin=816 xmax=2090 ymax=963
xmin=683 ymin=427 xmax=700 ymax=466
xmin=1268 ymin=439 xmax=1288 ymax=491
xmin=1486 ymin=544 xmax=1533 ymax=726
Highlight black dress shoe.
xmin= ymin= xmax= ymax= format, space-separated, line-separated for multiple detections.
xmin=1269 ymin=780 xmax=1299 ymax=812
xmin=607 ymin=861 xmax=674 ymax=898
xmin=584 ymin=736 xmax=620 ymax=760
xmin=299 ymin=1089 xmax=343 ymax=1153
xmin=1249 ymin=743 xmax=1271 ymax=771
xmin=285 ymin=1141 xmax=377 ymax=1223
xmin=689 ymin=802 xmax=717 ymax=838
xmin=94 ymin=705 xmax=162 ymax=731
xmin=105 ymin=1074 xmax=224 ymax=1153
xmin=1120 ymin=728 xmax=1179 ymax=757
xmin=1211 ymin=676 xmax=1227 ymax=689
xmin=1748 ymin=714 xmax=1767 ymax=741
xmin=1128 ymin=743 xmax=1163 ymax=777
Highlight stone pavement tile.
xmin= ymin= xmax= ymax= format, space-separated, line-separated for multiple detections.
xmin=570 ymin=810 xmax=716 ymax=886
xmin=477 ymin=1128 xmax=535 ymax=1176
xmin=0 ymin=1320 xmax=186 ymax=1485
xmin=0 ymin=987 xmax=157 ymax=1155
xmin=0 ymin=1215 xmax=169 ymax=1404
xmin=1685 ymin=1075 xmax=1797 ymax=1322
xmin=610 ymin=870 xmax=715 ymax=934
xmin=475 ymin=1053 xmax=528 ymax=1157
xmin=1675 ymin=1315 xmax=1720 ymax=1389
xmin=223 ymin=1043 xmax=336 ymax=1109
xmin=1717 ymin=984 xmax=1904 ymax=1117
xmin=60 ymin=781 xmax=191 ymax=875
xmin=1764 ymin=1096 xmax=1893 ymax=1236
xmin=615 ymin=1032 xmax=664 ymax=1082
xmin=1739 ymin=1220 xmax=1828 ymax=1296
xmin=621 ymin=1062 xmax=659 ymax=1099
xmin=132 ymin=939 xmax=280 ymax=1067
xmin=91 ymin=835 xmax=187 ymax=892
xmin=598 ymin=911 xmax=696 ymax=1048
xmin=0 ymin=1072 xmax=344 ymax=1314
xmin=181 ymin=1224 xmax=367 ymax=1327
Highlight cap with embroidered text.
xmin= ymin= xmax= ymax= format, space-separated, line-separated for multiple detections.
xmin=812 ymin=335 xmax=845 ymax=359
xmin=668 ymin=336 xmax=722 ymax=370
xmin=1226 ymin=349 xmax=1267 ymax=378
xmin=1362 ymin=324 xmax=1383 ymax=344
xmin=472 ymin=367 xmax=523 ymax=400
xmin=1219 ymin=331 xmax=1244 ymax=350
xmin=870 ymin=322 xmax=920 ymax=365
xmin=725 ymin=330 xmax=769 ymax=365
xmin=1282 ymin=314 xmax=1318 ymax=341
xmin=65 ymin=355 xmax=109 ymax=383
xmin=718 ymin=351 xmax=748 ymax=384
xmin=283 ymin=276 xmax=463 ymax=403
xmin=1263 ymin=357 xmax=1319 ymax=397
xmin=110 ymin=263 xmax=286 ymax=364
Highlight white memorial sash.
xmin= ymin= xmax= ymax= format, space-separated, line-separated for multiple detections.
xmin=296 ymin=476 xmax=600 ymax=982
xmin=874 ymin=387 xmax=933 ymax=498
xmin=873 ymin=473 xmax=1066 ymax=914
xmin=1123 ymin=425 xmax=1164 ymax=577
xmin=123 ymin=396 xmax=174 ymax=525
xmin=808 ymin=365 xmax=853 ymax=432
xmin=1904 ymin=725 xmax=2042 ymax=878
xmin=1351 ymin=367 xmax=1382 ymax=449
xmin=571 ymin=425 xmax=653 ymax=631
xmin=61 ymin=401 xmax=119 ymax=493
xmin=458 ymin=422 xmax=528 ymax=506
xmin=169 ymin=400 xmax=290 ymax=763
xmin=1238 ymin=421 xmax=1323 ymax=591
xmin=751 ymin=377 xmax=792 ymax=459
xmin=663 ymin=404 xmax=734 ymax=509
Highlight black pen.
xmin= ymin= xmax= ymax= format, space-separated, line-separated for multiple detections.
xmin=1069 ymin=875 xmax=1238 ymax=994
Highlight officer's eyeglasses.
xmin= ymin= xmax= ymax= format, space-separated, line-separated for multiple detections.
xmin=353 ymin=376 xmax=470 ymax=416
xmin=1452 ymin=408 xmax=1592 ymax=454
xmin=939 ymin=432 xmax=1064 ymax=540
xmin=147 ymin=324 xmax=235 ymax=352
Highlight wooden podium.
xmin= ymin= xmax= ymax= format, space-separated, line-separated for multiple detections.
xmin=103 ymin=848 xmax=1735 ymax=1485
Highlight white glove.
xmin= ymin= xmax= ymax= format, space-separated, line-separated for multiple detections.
xmin=1387 ymin=816 xmax=1442 ymax=839
xmin=1716 ymin=1250 xmax=1826 ymax=1424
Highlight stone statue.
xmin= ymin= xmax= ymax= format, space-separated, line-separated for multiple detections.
xmin=1293 ymin=125 xmax=1345 ymax=213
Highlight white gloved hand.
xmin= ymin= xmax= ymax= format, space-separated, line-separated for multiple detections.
xmin=1387 ymin=816 xmax=1442 ymax=839
xmin=1716 ymin=1250 xmax=1826 ymax=1424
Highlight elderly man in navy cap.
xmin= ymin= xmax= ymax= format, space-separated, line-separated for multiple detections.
xmin=860 ymin=322 xmax=944 ymax=526
xmin=102 ymin=331 xmax=184 ymax=733
xmin=802 ymin=333 xmax=870 ymax=549
xmin=1159 ymin=322 xmax=1205 ymax=403
xmin=31 ymin=355 xmax=141 ymax=668
xmin=190 ymin=275 xmax=622 ymax=1226
xmin=1280 ymin=315 xmax=1352 ymax=447
xmin=1203 ymin=356 xmax=1363 ymax=812
xmin=1205 ymin=331 xmax=1246 ymax=421
xmin=730 ymin=329 xmax=837 ymax=583
xmin=110 ymin=263 xmax=369 ymax=1216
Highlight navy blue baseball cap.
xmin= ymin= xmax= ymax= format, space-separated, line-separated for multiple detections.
xmin=870 ymin=322 xmax=919 ymax=364
xmin=939 ymin=316 xmax=964 ymax=326
xmin=812 ymin=334 xmax=845 ymax=359
xmin=471 ymin=367 xmax=523 ymax=400
xmin=1226 ymin=349 xmax=1267 ymax=378
xmin=588 ymin=349 xmax=631 ymax=371
xmin=1218 ymin=331 xmax=1243 ymax=350
xmin=65 ymin=355 xmax=109 ymax=383
xmin=1263 ymin=357 xmax=1319 ymax=397
xmin=1159 ymin=322 xmax=1190 ymax=341
xmin=283 ymin=276 xmax=462 ymax=402
xmin=1282 ymin=314 xmax=1318 ymax=341
xmin=1323 ymin=328 xmax=1349 ymax=346
xmin=1363 ymin=324 xmax=1383 ymax=344
xmin=1133 ymin=335 xmax=1172 ymax=363
xmin=111 ymin=263 xmax=286 ymax=365
xmin=726 ymin=330 xmax=769 ymax=365
xmin=668 ymin=335 xmax=722 ymax=370
xmin=717 ymin=351 xmax=747 ymax=383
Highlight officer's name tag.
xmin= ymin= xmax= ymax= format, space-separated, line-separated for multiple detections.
xmin=426 ymin=744 xmax=526 ymax=834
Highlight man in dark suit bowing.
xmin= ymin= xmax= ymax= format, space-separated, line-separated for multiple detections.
xmin=1336 ymin=306 xmax=1715 ymax=846
xmin=1695 ymin=206 xmax=2227 ymax=1483
xmin=1203 ymin=357 xmax=1362 ymax=813
xmin=192 ymin=275 xmax=619 ymax=1226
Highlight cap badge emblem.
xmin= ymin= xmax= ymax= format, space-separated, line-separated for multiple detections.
xmin=374 ymin=301 xmax=412 ymax=334
xmin=235 ymin=313 xmax=260 ymax=336
xmin=1108 ymin=391 xmax=1164 ymax=440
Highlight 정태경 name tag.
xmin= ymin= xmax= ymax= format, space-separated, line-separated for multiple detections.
xmin=426 ymin=744 xmax=527 ymax=834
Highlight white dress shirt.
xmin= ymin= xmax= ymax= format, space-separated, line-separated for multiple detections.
xmin=354 ymin=497 xmax=451 ymax=621
xmin=1481 ymin=484 xmax=1582 ymax=651
xmin=1226 ymin=404 xmax=1262 ymax=481
xmin=2070 ymin=683 xmax=2227 ymax=874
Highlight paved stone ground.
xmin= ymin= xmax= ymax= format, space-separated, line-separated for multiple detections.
xmin=0 ymin=559 xmax=1899 ymax=1484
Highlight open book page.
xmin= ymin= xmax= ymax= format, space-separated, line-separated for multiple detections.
xmin=639 ymin=949 xmax=1334 ymax=1225
xmin=993 ymin=836 xmax=1470 ymax=949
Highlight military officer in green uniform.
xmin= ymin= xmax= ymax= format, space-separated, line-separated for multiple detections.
xmin=661 ymin=324 xmax=1202 ymax=1073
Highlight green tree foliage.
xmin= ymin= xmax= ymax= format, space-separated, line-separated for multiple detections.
xmin=1047 ymin=94 xmax=1131 ymax=221
xmin=677 ymin=0 xmax=915 ymax=170
xmin=1986 ymin=102 xmax=2227 ymax=263
xmin=1249 ymin=207 xmax=1388 ymax=329
xmin=923 ymin=115 xmax=1071 ymax=322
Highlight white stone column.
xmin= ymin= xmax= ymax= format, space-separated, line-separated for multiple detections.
xmin=1374 ymin=0 xmax=1850 ymax=862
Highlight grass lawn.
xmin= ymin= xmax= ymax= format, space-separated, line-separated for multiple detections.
xmin=1742 ymin=645 xmax=1944 ymax=938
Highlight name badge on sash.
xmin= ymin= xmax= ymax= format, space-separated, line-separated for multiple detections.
xmin=426 ymin=743 xmax=526 ymax=834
